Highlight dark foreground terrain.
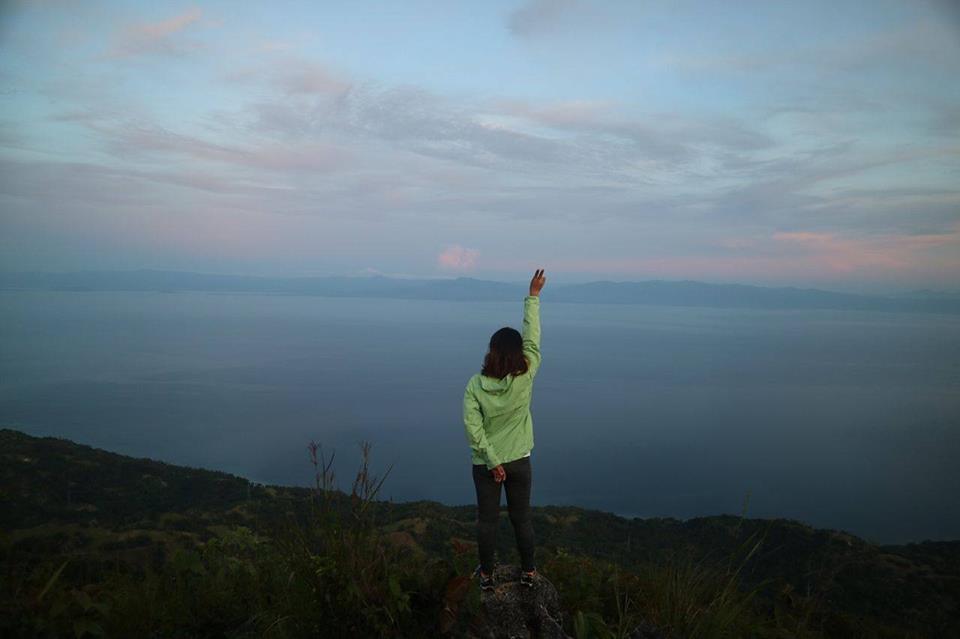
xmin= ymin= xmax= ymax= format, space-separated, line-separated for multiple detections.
xmin=2 ymin=428 xmax=957 ymax=637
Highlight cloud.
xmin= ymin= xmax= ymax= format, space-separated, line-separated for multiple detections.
xmin=496 ymin=99 xmax=773 ymax=163
xmin=231 ymin=64 xmax=774 ymax=182
xmin=527 ymin=225 xmax=960 ymax=284
xmin=41 ymin=58 xmax=957 ymax=241
xmin=24 ymin=42 xmax=960 ymax=246
xmin=494 ymin=99 xmax=613 ymax=127
xmin=0 ymin=120 xmax=24 ymax=148
xmin=227 ymin=57 xmax=352 ymax=96
xmin=108 ymin=8 xmax=205 ymax=58
xmin=6 ymin=7 xmax=957 ymax=286
xmin=929 ymin=105 xmax=960 ymax=137
xmin=238 ymin=78 xmax=576 ymax=170
xmin=72 ymin=119 xmax=351 ymax=173
xmin=769 ymin=228 xmax=960 ymax=275
xmin=438 ymin=244 xmax=480 ymax=270
xmin=507 ymin=0 xmax=579 ymax=37
xmin=656 ymin=20 xmax=960 ymax=76
xmin=276 ymin=61 xmax=351 ymax=96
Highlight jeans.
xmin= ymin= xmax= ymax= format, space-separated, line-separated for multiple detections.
xmin=472 ymin=456 xmax=535 ymax=573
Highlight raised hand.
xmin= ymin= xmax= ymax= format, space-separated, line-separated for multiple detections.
xmin=529 ymin=268 xmax=546 ymax=297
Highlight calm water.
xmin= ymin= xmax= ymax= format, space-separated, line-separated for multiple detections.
xmin=2 ymin=290 xmax=958 ymax=543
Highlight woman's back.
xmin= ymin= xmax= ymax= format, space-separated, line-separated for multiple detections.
xmin=463 ymin=294 xmax=541 ymax=469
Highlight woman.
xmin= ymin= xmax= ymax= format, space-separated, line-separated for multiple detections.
xmin=463 ymin=268 xmax=546 ymax=591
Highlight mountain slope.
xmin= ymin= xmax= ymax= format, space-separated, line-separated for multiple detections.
xmin=2 ymin=427 xmax=959 ymax=636
xmin=2 ymin=269 xmax=958 ymax=313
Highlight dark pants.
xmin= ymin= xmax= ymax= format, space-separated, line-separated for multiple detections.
xmin=472 ymin=456 xmax=535 ymax=573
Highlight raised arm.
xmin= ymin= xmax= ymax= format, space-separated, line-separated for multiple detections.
xmin=523 ymin=268 xmax=546 ymax=378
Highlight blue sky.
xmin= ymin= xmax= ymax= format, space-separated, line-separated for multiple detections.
xmin=1 ymin=0 xmax=958 ymax=291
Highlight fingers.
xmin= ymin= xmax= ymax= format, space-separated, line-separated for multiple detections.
xmin=531 ymin=269 xmax=546 ymax=289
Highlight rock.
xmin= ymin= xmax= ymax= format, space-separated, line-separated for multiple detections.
xmin=470 ymin=564 xmax=571 ymax=639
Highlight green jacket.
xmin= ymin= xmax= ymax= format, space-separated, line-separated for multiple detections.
xmin=463 ymin=295 xmax=542 ymax=469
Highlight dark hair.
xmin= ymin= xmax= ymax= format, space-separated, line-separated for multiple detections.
xmin=481 ymin=326 xmax=529 ymax=379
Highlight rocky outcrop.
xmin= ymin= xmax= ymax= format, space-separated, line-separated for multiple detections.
xmin=470 ymin=564 xmax=570 ymax=639
xmin=465 ymin=564 xmax=668 ymax=639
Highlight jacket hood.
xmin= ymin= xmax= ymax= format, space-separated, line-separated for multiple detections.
xmin=478 ymin=373 xmax=514 ymax=394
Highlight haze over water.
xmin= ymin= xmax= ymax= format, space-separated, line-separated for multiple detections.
xmin=2 ymin=289 xmax=957 ymax=544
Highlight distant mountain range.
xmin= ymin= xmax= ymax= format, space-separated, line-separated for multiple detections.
xmin=2 ymin=269 xmax=959 ymax=314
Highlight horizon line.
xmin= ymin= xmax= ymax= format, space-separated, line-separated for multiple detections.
xmin=2 ymin=267 xmax=959 ymax=299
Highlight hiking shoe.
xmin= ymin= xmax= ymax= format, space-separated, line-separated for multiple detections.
xmin=474 ymin=565 xmax=495 ymax=591
xmin=520 ymin=568 xmax=537 ymax=588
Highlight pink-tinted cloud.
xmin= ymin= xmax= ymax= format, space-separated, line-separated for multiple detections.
xmin=487 ymin=228 xmax=960 ymax=286
xmin=772 ymin=231 xmax=913 ymax=273
xmin=109 ymin=8 xmax=204 ymax=58
xmin=438 ymin=244 xmax=480 ymax=270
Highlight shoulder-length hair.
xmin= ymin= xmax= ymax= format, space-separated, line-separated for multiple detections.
xmin=481 ymin=326 xmax=529 ymax=379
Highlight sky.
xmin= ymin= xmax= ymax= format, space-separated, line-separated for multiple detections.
xmin=0 ymin=0 xmax=958 ymax=292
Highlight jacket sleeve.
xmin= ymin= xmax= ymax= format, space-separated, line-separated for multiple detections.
xmin=463 ymin=379 xmax=502 ymax=470
xmin=522 ymin=295 xmax=542 ymax=378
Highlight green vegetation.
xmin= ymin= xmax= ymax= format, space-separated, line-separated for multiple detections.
xmin=1 ymin=428 xmax=957 ymax=637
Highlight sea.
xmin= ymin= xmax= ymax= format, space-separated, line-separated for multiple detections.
xmin=2 ymin=290 xmax=958 ymax=544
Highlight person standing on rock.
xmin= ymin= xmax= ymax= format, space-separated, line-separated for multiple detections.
xmin=463 ymin=268 xmax=546 ymax=590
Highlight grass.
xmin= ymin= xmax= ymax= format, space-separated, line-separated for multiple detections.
xmin=0 ymin=438 xmax=882 ymax=638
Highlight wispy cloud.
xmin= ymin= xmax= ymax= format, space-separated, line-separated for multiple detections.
xmin=224 ymin=59 xmax=776 ymax=184
xmin=506 ymin=0 xmax=580 ymax=37
xmin=108 ymin=8 xmax=205 ymax=58
xmin=656 ymin=20 xmax=960 ymax=75
xmin=770 ymin=228 xmax=960 ymax=275
xmin=228 ymin=56 xmax=352 ymax=96
xmin=524 ymin=225 xmax=960 ymax=284
xmin=495 ymin=98 xmax=773 ymax=163
xmin=64 ymin=118 xmax=351 ymax=173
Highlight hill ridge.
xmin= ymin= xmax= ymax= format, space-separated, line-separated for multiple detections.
xmin=2 ymin=269 xmax=958 ymax=313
